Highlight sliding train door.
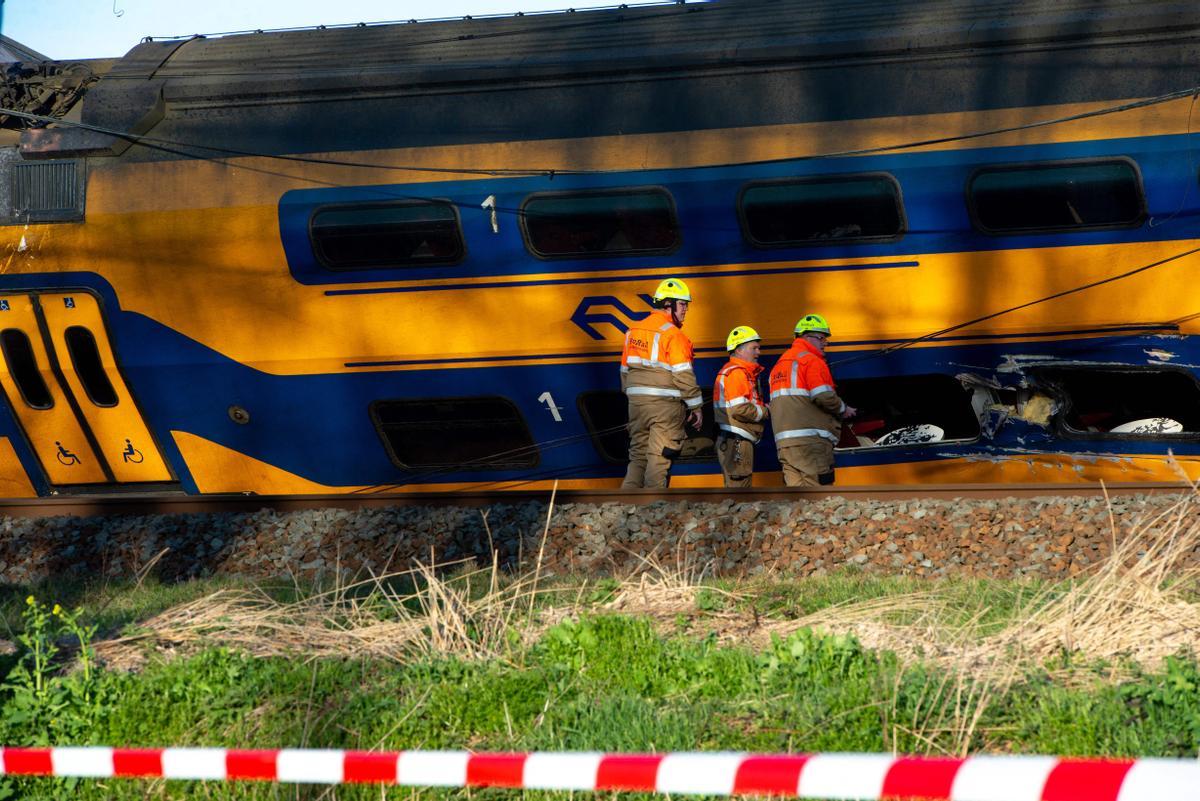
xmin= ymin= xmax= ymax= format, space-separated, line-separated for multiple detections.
xmin=0 ymin=291 xmax=172 ymax=488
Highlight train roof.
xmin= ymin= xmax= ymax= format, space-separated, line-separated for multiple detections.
xmin=9 ymin=0 xmax=1200 ymax=159
xmin=122 ymin=0 xmax=1199 ymax=81
xmin=0 ymin=35 xmax=49 ymax=64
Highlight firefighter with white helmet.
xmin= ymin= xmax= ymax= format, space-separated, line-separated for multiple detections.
xmin=713 ymin=325 xmax=769 ymax=487
xmin=618 ymin=278 xmax=703 ymax=488
xmin=768 ymin=314 xmax=857 ymax=486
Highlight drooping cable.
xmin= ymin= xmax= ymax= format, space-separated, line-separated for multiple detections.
xmin=829 ymin=241 xmax=1200 ymax=368
xmin=3 ymin=83 xmax=1198 ymax=180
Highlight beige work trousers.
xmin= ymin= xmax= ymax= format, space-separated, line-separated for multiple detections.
xmin=778 ymin=438 xmax=834 ymax=487
xmin=622 ymin=396 xmax=686 ymax=488
xmin=717 ymin=436 xmax=754 ymax=488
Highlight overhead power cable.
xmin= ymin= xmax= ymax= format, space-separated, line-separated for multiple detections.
xmin=3 ymin=84 xmax=1198 ymax=182
xmin=828 ymin=240 xmax=1200 ymax=368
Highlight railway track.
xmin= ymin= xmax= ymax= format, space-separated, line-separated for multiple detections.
xmin=3 ymin=482 xmax=1192 ymax=519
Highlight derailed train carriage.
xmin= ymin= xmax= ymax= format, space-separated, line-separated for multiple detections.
xmin=0 ymin=0 xmax=1199 ymax=496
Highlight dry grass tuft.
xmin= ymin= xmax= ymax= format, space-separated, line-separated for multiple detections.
xmin=989 ymin=484 xmax=1200 ymax=675
xmin=96 ymin=483 xmax=1200 ymax=686
xmin=94 ymin=556 xmax=566 ymax=671
xmin=736 ymin=483 xmax=1200 ymax=680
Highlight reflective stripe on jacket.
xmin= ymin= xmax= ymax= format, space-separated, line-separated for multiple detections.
xmin=768 ymin=337 xmax=845 ymax=445
xmin=619 ymin=310 xmax=703 ymax=409
xmin=714 ymin=357 xmax=767 ymax=443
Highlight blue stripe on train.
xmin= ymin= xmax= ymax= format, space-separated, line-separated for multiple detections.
xmin=279 ymin=132 xmax=1200 ymax=287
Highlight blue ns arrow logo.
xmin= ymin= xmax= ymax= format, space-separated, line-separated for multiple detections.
xmin=571 ymin=294 xmax=656 ymax=340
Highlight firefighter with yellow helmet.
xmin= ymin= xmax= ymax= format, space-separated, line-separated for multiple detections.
xmin=768 ymin=314 xmax=857 ymax=486
xmin=713 ymin=325 xmax=769 ymax=487
xmin=619 ymin=278 xmax=703 ymax=488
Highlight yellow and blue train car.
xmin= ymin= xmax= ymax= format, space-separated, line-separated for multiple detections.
xmin=2 ymin=0 xmax=1200 ymax=496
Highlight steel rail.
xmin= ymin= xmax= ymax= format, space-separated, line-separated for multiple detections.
xmin=0 ymin=482 xmax=1191 ymax=518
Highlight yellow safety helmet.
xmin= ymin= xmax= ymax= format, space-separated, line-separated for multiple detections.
xmin=794 ymin=313 xmax=831 ymax=336
xmin=726 ymin=325 xmax=761 ymax=352
xmin=652 ymin=277 xmax=692 ymax=304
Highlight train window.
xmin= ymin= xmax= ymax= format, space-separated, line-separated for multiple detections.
xmin=739 ymin=174 xmax=904 ymax=246
xmin=522 ymin=189 xmax=679 ymax=258
xmin=370 ymin=397 xmax=538 ymax=470
xmin=578 ymin=390 xmax=716 ymax=463
xmin=578 ymin=391 xmax=628 ymax=463
xmin=309 ymin=201 xmax=464 ymax=270
xmin=0 ymin=329 xmax=52 ymax=410
xmin=833 ymin=374 xmax=981 ymax=449
xmin=968 ymin=160 xmax=1145 ymax=234
xmin=64 ymin=327 xmax=118 ymax=407
xmin=1031 ymin=367 xmax=1200 ymax=438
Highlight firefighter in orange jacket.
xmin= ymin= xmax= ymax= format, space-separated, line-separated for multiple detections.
xmin=714 ymin=326 xmax=769 ymax=487
xmin=620 ymin=278 xmax=703 ymax=488
xmin=769 ymin=314 xmax=857 ymax=487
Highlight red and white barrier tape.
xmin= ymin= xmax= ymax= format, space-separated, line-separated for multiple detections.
xmin=0 ymin=749 xmax=1196 ymax=799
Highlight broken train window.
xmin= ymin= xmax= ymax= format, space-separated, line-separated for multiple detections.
xmin=833 ymin=374 xmax=982 ymax=449
xmin=1031 ymin=367 xmax=1200 ymax=438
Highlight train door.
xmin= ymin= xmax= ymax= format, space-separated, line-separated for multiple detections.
xmin=0 ymin=291 xmax=173 ymax=488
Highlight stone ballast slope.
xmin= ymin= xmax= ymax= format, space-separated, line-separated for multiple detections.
xmin=0 ymin=493 xmax=1189 ymax=584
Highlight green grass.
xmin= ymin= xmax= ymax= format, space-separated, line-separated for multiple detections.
xmin=0 ymin=573 xmax=1196 ymax=799
xmin=0 ymin=575 xmax=266 ymax=644
xmin=1 ymin=616 xmax=1198 ymax=799
xmin=721 ymin=572 xmax=1060 ymax=633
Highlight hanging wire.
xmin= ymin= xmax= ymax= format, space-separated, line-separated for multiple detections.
xmin=4 ymin=84 xmax=1199 ymax=181
xmin=828 ymin=240 xmax=1200 ymax=368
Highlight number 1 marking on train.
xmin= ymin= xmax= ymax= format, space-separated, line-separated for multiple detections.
xmin=538 ymin=391 xmax=563 ymax=422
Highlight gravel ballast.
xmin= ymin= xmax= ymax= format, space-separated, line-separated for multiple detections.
xmin=0 ymin=493 xmax=1194 ymax=584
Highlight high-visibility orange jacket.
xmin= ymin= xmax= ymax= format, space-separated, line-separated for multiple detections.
xmin=620 ymin=310 xmax=703 ymax=409
xmin=714 ymin=357 xmax=768 ymax=443
xmin=768 ymin=337 xmax=846 ymax=445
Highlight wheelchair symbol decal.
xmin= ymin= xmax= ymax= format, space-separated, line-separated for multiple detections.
xmin=55 ymin=441 xmax=80 ymax=466
xmin=121 ymin=439 xmax=143 ymax=463
xmin=0 ymin=300 xmax=9 ymax=312
xmin=63 ymin=297 xmax=75 ymax=309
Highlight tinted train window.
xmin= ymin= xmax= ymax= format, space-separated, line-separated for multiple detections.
xmin=64 ymin=327 xmax=118 ymax=407
xmin=0 ymin=329 xmax=52 ymax=409
xmin=371 ymin=397 xmax=538 ymax=470
xmin=578 ymin=390 xmax=716 ymax=463
xmin=740 ymin=175 xmax=904 ymax=246
xmin=969 ymin=160 xmax=1144 ymax=234
xmin=834 ymin=374 xmax=981 ymax=449
xmin=1032 ymin=368 xmax=1200 ymax=437
xmin=522 ymin=189 xmax=679 ymax=258
xmin=310 ymin=201 xmax=464 ymax=270
xmin=578 ymin=391 xmax=629 ymax=464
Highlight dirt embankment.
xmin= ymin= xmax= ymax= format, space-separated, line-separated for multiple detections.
xmin=0 ymin=493 xmax=1193 ymax=585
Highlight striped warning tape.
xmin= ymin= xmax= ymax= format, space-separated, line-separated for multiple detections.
xmin=0 ymin=748 xmax=1196 ymax=799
